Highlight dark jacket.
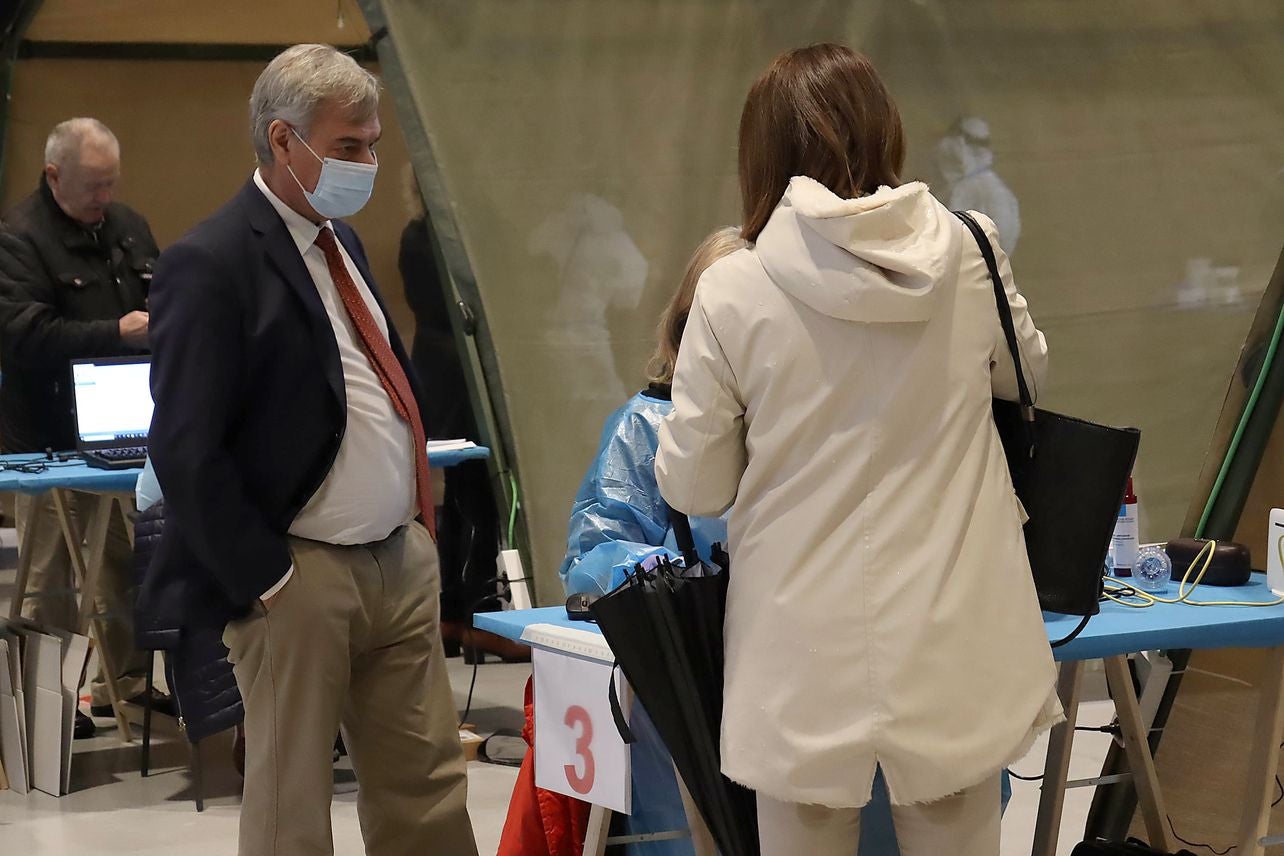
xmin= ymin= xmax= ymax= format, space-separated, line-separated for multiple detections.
xmin=133 ymin=501 xmax=243 ymax=743
xmin=0 ymin=176 xmax=157 ymax=452
xmin=140 ymin=178 xmax=431 ymax=634
xmin=399 ymin=215 xmax=475 ymax=441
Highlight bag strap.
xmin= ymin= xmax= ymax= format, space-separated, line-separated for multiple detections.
xmin=954 ymin=211 xmax=1035 ymax=414
xmin=607 ymin=661 xmax=637 ymax=744
xmin=954 ymin=211 xmax=1037 ymax=453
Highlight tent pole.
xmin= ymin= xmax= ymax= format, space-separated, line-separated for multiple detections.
xmin=357 ymin=0 xmax=534 ymax=584
xmin=0 ymin=0 xmax=44 ymax=199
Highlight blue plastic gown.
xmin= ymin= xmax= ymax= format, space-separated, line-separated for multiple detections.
xmin=560 ymin=389 xmax=1008 ymax=853
xmin=558 ymin=389 xmax=719 ymax=855
xmin=560 ymin=389 xmax=726 ymax=597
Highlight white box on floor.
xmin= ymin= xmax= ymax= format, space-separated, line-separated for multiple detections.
xmin=0 ymin=635 xmax=29 ymax=793
xmin=19 ymin=627 xmax=62 ymax=796
xmin=2 ymin=619 xmax=89 ymax=796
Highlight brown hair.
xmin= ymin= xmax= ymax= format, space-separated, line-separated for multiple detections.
xmin=647 ymin=226 xmax=746 ymax=386
xmin=738 ymin=44 xmax=905 ymax=242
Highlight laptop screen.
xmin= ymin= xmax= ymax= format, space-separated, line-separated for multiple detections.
xmin=71 ymin=357 xmax=153 ymax=446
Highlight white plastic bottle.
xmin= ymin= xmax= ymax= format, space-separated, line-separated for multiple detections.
xmin=1111 ymin=478 xmax=1139 ymax=577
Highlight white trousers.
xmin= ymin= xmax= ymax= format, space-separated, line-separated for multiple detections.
xmin=757 ymin=773 xmax=1001 ymax=856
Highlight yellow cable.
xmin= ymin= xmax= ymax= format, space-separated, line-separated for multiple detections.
xmin=1101 ymin=539 xmax=1284 ymax=609
xmin=1101 ymin=589 xmax=1155 ymax=608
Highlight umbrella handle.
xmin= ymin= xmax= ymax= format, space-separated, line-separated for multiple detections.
xmin=668 ymin=506 xmax=701 ymax=567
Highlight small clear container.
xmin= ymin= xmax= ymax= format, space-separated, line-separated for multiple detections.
xmin=1133 ymin=545 xmax=1173 ymax=593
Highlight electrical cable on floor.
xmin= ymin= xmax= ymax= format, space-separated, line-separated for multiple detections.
xmin=460 ymin=648 xmax=483 ymax=726
xmin=460 ymin=580 xmax=521 ymax=766
xmin=1156 ymin=741 xmax=1284 ymax=855
xmin=459 ymin=473 xmax=526 ymax=728
xmin=455 ymin=521 xmax=478 ymax=725
xmin=458 ymin=565 xmax=519 ymax=726
xmin=1167 ymin=814 xmax=1235 ymax=855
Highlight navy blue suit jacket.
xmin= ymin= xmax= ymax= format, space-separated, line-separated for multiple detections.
xmin=140 ymin=178 xmax=428 ymax=635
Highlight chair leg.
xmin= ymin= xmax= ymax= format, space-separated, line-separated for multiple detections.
xmin=190 ymin=737 xmax=205 ymax=813
xmin=141 ymin=655 xmax=154 ymax=777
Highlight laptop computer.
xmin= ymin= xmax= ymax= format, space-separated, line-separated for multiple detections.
xmin=70 ymin=356 xmax=153 ymax=470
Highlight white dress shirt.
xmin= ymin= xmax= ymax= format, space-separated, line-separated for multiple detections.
xmin=253 ymin=171 xmax=416 ymax=599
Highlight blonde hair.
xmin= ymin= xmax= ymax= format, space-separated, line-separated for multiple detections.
xmin=647 ymin=226 xmax=746 ymax=386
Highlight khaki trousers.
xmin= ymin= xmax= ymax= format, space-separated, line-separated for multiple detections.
xmin=15 ymin=490 xmax=148 ymax=706
xmin=223 ymin=522 xmax=477 ymax=856
xmin=757 ymin=773 xmax=1001 ymax=856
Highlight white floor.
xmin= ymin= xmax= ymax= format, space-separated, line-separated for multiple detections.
xmin=0 ymin=525 xmax=1118 ymax=855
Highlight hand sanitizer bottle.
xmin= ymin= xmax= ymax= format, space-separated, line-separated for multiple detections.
xmin=1111 ymin=478 xmax=1139 ymax=577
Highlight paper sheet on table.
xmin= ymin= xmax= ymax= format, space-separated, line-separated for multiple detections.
xmin=425 ymin=439 xmax=477 ymax=452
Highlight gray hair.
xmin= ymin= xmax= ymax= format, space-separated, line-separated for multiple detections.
xmin=44 ymin=118 xmax=119 ymax=169
xmin=250 ymin=44 xmax=380 ymax=165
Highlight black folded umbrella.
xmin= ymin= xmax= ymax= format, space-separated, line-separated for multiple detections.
xmin=590 ymin=510 xmax=759 ymax=856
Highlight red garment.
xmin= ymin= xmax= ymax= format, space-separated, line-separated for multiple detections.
xmin=498 ymin=677 xmax=591 ymax=855
xmin=314 ymin=226 xmax=437 ymax=539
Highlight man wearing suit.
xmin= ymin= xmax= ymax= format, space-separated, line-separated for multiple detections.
xmin=144 ymin=45 xmax=476 ymax=855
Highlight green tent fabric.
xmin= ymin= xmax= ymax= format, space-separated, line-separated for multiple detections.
xmin=363 ymin=0 xmax=1284 ymax=607
xmin=361 ymin=0 xmax=1284 ymax=845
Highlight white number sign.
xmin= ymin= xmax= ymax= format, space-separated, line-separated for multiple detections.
xmin=532 ymin=647 xmax=632 ymax=814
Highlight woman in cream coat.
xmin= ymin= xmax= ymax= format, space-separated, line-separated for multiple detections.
xmin=655 ymin=45 xmax=1062 ymax=856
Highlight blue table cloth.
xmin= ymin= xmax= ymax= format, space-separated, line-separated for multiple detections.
xmin=478 ymin=576 xmax=1284 ymax=664
xmin=0 ymin=446 xmax=491 ymax=496
xmin=0 ymin=454 xmax=139 ymax=494
xmin=1045 ymin=576 xmax=1284 ymax=660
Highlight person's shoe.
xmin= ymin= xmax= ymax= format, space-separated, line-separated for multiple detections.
xmin=73 ymin=710 xmax=96 ymax=740
xmin=90 ymin=688 xmax=178 ymax=718
xmin=440 ymin=620 xmax=466 ymax=658
xmin=462 ymin=627 xmax=532 ymax=663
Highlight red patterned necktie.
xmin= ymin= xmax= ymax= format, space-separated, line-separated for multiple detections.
xmin=314 ymin=226 xmax=436 ymax=540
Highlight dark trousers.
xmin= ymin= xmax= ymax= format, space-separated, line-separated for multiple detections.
xmin=437 ymin=459 xmax=501 ymax=622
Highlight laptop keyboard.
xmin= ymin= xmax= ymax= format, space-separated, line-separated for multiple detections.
xmin=82 ymin=446 xmax=147 ymax=470
xmin=98 ymin=446 xmax=147 ymax=460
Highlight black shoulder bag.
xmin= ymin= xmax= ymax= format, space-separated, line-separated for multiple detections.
xmin=956 ymin=211 xmax=1141 ymax=626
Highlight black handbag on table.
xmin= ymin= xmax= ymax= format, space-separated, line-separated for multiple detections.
xmin=956 ymin=211 xmax=1141 ymax=620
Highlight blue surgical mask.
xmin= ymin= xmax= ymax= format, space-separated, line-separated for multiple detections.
xmin=287 ymin=127 xmax=378 ymax=219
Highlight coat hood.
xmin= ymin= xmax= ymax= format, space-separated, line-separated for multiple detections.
xmin=753 ymin=177 xmax=959 ymax=322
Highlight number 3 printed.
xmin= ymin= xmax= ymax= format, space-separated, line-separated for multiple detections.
xmin=563 ymin=704 xmax=595 ymax=794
